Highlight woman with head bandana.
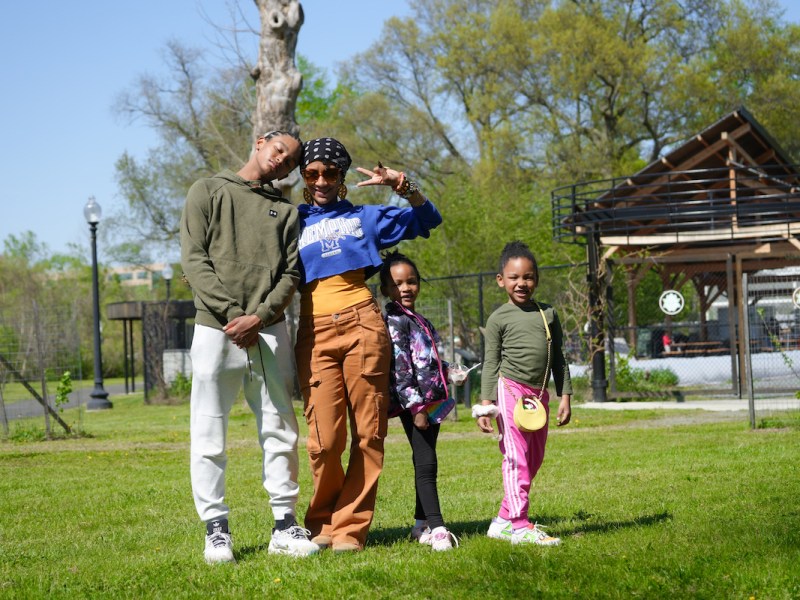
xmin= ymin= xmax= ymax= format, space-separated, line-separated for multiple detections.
xmin=295 ymin=137 xmax=442 ymax=552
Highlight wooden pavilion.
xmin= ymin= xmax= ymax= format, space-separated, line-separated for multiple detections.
xmin=552 ymin=107 xmax=800 ymax=401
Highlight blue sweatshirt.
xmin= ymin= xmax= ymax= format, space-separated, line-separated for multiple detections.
xmin=297 ymin=199 xmax=442 ymax=284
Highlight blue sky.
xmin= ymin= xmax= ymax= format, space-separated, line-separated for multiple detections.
xmin=0 ymin=0 xmax=797 ymax=261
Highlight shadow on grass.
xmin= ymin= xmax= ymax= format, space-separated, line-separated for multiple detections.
xmin=236 ymin=541 xmax=271 ymax=560
xmin=366 ymin=510 xmax=672 ymax=547
xmin=235 ymin=510 xmax=673 ymax=555
xmin=555 ymin=509 xmax=673 ymax=537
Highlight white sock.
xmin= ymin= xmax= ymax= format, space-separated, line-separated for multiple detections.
xmin=415 ymin=519 xmax=428 ymax=529
xmin=494 ymin=516 xmax=510 ymax=524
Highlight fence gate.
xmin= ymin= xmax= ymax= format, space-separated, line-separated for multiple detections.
xmin=742 ymin=271 xmax=800 ymax=425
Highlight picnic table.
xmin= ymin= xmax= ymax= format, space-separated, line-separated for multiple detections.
xmin=663 ymin=340 xmax=725 ymax=356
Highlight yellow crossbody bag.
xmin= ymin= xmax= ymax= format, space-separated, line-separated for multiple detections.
xmin=503 ymin=302 xmax=551 ymax=433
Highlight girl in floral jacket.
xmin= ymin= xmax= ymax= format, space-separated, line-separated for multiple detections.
xmin=380 ymin=251 xmax=458 ymax=551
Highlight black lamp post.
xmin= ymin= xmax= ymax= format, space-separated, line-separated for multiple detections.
xmin=84 ymin=196 xmax=112 ymax=410
xmin=163 ymin=264 xmax=174 ymax=349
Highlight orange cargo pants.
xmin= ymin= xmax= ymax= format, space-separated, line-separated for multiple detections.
xmin=295 ymin=298 xmax=391 ymax=549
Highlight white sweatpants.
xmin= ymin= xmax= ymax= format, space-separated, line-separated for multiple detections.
xmin=189 ymin=322 xmax=300 ymax=523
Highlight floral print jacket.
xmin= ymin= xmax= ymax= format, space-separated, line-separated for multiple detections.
xmin=384 ymin=301 xmax=454 ymax=423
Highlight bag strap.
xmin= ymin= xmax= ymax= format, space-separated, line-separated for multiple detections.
xmin=501 ymin=302 xmax=551 ymax=400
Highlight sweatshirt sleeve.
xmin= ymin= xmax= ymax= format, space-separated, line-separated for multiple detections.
xmin=254 ymin=209 xmax=300 ymax=326
xmin=550 ymin=308 xmax=574 ymax=396
xmin=480 ymin=315 xmax=502 ymax=402
xmin=374 ymin=199 xmax=443 ymax=249
xmin=180 ymin=180 xmax=246 ymax=322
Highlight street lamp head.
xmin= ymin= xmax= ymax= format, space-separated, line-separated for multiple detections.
xmin=163 ymin=264 xmax=174 ymax=281
xmin=84 ymin=196 xmax=102 ymax=224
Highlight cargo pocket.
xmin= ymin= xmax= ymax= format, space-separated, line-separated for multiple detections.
xmin=371 ymin=392 xmax=388 ymax=441
xmin=304 ymin=403 xmax=323 ymax=455
xmin=359 ymin=305 xmax=391 ymax=376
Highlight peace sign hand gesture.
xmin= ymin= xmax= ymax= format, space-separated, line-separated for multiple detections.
xmin=355 ymin=162 xmax=403 ymax=190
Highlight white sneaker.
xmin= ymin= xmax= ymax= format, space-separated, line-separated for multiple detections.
xmin=204 ymin=531 xmax=235 ymax=564
xmin=268 ymin=524 xmax=320 ymax=557
xmin=410 ymin=523 xmax=432 ymax=545
xmin=511 ymin=523 xmax=561 ymax=546
xmin=486 ymin=517 xmax=512 ymax=540
xmin=429 ymin=526 xmax=459 ymax=552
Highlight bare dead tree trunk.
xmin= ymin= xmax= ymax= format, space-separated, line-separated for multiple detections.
xmin=251 ymin=0 xmax=303 ymax=143
xmin=252 ymin=1 xmax=304 ymax=389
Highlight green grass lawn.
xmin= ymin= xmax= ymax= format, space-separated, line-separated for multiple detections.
xmin=1 ymin=397 xmax=798 ymax=599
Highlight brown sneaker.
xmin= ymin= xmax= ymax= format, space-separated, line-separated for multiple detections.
xmin=312 ymin=534 xmax=332 ymax=549
xmin=332 ymin=542 xmax=361 ymax=553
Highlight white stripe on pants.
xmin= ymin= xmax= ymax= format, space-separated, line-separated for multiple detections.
xmin=190 ymin=322 xmax=300 ymax=523
xmin=496 ymin=377 xmax=549 ymax=528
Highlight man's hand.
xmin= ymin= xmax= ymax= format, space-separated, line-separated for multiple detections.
xmin=223 ymin=315 xmax=263 ymax=348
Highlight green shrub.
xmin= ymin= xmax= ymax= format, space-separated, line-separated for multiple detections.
xmin=55 ymin=371 xmax=73 ymax=410
xmin=169 ymin=372 xmax=192 ymax=399
xmin=612 ymin=353 xmax=678 ymax=392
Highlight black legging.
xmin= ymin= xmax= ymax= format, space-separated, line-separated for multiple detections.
xmin=398 ymin=410 xmax=445 ymax=529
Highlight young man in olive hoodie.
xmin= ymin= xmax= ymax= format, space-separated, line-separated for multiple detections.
xmin=180 ymin=131 xmax=318 ymax=563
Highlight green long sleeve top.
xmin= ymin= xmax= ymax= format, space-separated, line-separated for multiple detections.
xmin=480 ymin=301 xmax=573 ymax=402
xmin=180 ymin=169 xmax=300 ymax=330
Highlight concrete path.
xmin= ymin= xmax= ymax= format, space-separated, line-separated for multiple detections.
xmin=581 ymin=398 xmax=800 ymax=411
xmin=1 ymin=381 xmax=143 ymax=421
xmin=5 ymin=385 xmax=797 ymax=421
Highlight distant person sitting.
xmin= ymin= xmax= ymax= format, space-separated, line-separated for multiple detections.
xmin=662 ymin=333 xmax=672 ymax=354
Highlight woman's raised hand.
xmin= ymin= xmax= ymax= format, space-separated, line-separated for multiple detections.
xmin=355 ymin=162 xmax=403 ymax=189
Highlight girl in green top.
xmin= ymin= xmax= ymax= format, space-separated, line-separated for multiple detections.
xmin=473 ymin=240 xmax=572 ymax=546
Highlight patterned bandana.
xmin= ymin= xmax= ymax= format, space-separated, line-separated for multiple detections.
xmin=301 ymin=137 xmax=352 ymax=175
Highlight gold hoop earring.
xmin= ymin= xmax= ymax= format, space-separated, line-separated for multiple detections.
xmin=303 ymin=188 xmax=313 ymax=204
xmin=337 ymin=184 xmax=348 ymax=199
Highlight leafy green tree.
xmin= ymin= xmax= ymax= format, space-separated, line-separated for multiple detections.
xmin=677 ymin=0 xmax=800 ymax=159
xmin=110 ymin=41 xmax=254 ymax=264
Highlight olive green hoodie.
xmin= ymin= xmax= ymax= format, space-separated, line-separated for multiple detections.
xmin=180 ymin=169 xmax=300 ymax=330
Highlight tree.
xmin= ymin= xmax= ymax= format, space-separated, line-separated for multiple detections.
xmin=251 ymin=0 xmax=303 ymax=137
xmin=110 ymin=2 xmax=346 ymax=263
xmin=250 ymin=0 xmax=304 ymax=199
xmin=107 ymin=0 xmax=800 ymax=303
xmin=111 ymin=38 xmax=255 ymax=264
xmin=677 ymin=0 xmax=800 ymax=159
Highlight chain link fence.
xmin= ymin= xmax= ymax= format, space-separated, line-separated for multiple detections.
xmin=742 ymin=271 xmax=800 ymax=424
xmin=0 ymin=302 xmax=84 ymax=437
